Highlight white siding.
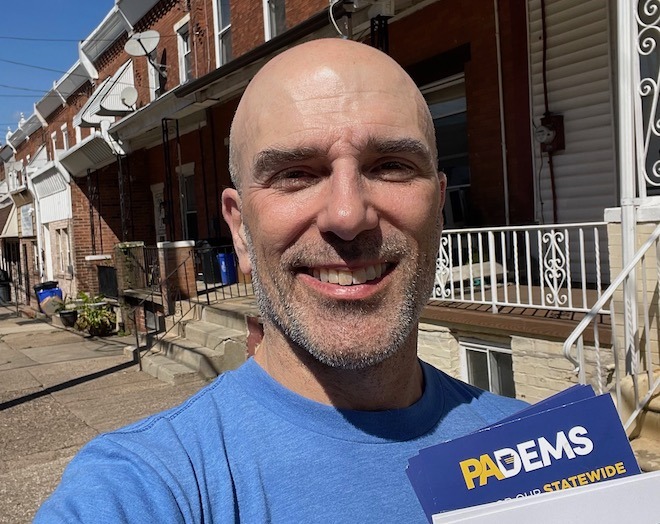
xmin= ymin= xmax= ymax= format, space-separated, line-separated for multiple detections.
xmin=527 ymin=0 xmax=617 ymax=224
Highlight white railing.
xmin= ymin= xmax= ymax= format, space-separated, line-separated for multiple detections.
xmin=434 ymin=222 xmax=609 ymax=313
xmin=563 ymin=224 xmax=660 ymax=431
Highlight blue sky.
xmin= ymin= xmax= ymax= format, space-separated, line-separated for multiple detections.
xmin=0 ymin=0 xmax=114 ymax=142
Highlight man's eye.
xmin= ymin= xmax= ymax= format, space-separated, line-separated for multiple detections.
xmin=371 ymin=161 xmax=417 ymax=180
xmin=270 ymin=170 xmax=318 ymax=190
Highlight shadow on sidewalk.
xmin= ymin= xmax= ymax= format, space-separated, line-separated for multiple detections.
xmin=0 ymin=360 xmax=136 ymax=411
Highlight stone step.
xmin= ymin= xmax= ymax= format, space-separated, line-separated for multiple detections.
xmin=155 ymin=334 xmax=230 ymax=380
xmin=631 ymin=436 xmax=660 ymax=472
xmin=200 ymin=305 xmax=247 ymax=331
xmin=619 ymin=370 xmax=660 ymax=440
xmin=139 ymin=352 xmax=203 ymax=386
xmin=183 ymin=321 xmax=246 ymax=369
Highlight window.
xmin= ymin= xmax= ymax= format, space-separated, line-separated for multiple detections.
xmin=422 ymin=75 xmax=471 ymax=228
xmin=148 ymin=50 xmax=162 ymax=101
xmin=176 ymin=16 xmax=193 ymax=83
xmin=50 ymin=131 xmax=58 ymax=159
xmin=75 ymin=125 xmax=82 ymax=145
xmin=56 ymin=227 xmax=71 ymax=274
xmin=461 ymin=339 xmax=516 ymax=398
xmin=61 ymin=123 xmax=69 ymax=151
xmin=264 ymin=0 xmax=286 ymax=40
xmin=213 ymin=0 xmax=232 ymax=67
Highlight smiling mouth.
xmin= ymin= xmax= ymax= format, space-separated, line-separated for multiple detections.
xmin=308 ymin=263 xmax=390 ymax=286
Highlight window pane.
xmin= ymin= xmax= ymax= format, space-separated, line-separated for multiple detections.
xmin=489 ymin=351 xmax=516 ymax=398
xmin=219 ymin=0 xmax=231 ymax=28
xmin=466 ymin=349 xmax=489 ymax=391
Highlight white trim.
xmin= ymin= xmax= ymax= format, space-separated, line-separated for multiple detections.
xmin=176 ymin=15 xmax=193 ymax=84
xmin=157 ymin=240 xmax=195 ymax=249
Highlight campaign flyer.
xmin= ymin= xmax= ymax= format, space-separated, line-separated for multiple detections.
xmin=406 ymin=392 xmax=640 ymax=522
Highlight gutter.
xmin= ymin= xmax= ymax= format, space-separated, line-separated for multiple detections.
xmin=175 ymin=7 xmax=343 ymax=100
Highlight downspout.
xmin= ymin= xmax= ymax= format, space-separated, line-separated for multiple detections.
xmin=27 ymin=175 xmax=44 ymax=282
xmin=617 ymin=0 xmax=638 ymax=376
xmin=493 ymin=0 xmax=510 ymax=225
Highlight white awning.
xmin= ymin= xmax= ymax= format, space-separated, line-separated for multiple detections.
xmin=59 ymin=132 xmax=117 ymax=177
xmin=98 ymin=60 xmax=135 ymax=116
xmin=73 ymin=60 xmax=135 ymax=127
xmin=30 ymin=162 xmax=69 ymax=200
xmin=0 ymin=203 xmax=18 ymax=238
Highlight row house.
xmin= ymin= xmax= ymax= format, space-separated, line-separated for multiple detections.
xmin=0 ymin=0 xmax=658 ymax=463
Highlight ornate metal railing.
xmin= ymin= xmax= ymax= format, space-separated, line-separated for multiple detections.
xmin=434 ymin=222 xmax=609 ymax=313
xmin=563 ymin=223 xmax=660 ymax=431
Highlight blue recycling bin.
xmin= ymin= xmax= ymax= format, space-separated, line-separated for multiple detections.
xmin=217 ymin=252 xmax=237 ymax=285
xmin=35 ymin=286 xmax=63 ymax=312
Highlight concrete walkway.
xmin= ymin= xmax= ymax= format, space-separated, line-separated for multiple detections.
xmin=0 ymin=306 xmax=208 ymax=523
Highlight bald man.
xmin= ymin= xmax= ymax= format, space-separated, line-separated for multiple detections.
xmin=36 ymin=39 xmax=526 ymax=523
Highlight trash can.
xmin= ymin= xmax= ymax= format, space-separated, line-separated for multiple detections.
xmin=0 ymin=282 xmax=10 ymax=303
xmin=197 ymin=241 xmax=222 ymax=284
xmin=218 ymin=252 xmax=237 ymax=285
xmin=34 ymin=281 xmax=63 ymax=313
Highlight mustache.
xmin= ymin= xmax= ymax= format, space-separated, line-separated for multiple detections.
xmin=281 ymin=230 xmax=409 ymax=267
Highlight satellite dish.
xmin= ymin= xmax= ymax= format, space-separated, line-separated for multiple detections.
xmin=124 ymin=30 xmax=160 ymax=57
xmin=120 ymin=86 xmax=138 ymax=108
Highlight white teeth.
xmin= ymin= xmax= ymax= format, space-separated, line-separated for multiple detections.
xmin=338 ymin=271 xmax=353 ymax=286
xmin=312 ymin=264 xmax=388 ymax=285
xmin=352 ymin=268 xmax=367 ymax=285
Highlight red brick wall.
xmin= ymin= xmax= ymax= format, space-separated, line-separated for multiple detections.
xmin=231 ymin=0 xmax=266 ymax=58
xmin=388 ymin=0 xmax=533 ymax=226
xmin=286 ymin=0 xmax=326 ymax=27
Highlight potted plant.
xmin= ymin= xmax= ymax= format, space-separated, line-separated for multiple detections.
xmin=74 ymin=292 xmax=116 ymax=337
xmin=56 ymin=297 xmax=79 ymax=328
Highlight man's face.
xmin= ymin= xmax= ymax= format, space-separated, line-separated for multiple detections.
xmin=226 ymin=62 xmax=445 ymax=370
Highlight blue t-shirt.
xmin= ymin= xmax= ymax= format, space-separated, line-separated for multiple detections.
xmin=35 ymin=358 xmax=527 ymax=523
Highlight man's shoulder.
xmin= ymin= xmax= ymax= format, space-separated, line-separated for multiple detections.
xmin=422 ymin=361 xmax=529 ymax=439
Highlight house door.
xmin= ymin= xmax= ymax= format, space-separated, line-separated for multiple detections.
xmin=177 ymin=163 xmax=198 ymax=241
xmin=151 ymin=183 xmax=167 ymax=243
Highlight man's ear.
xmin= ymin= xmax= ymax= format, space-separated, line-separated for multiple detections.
xmin=221 ymin=188 xmax=252 ymax=275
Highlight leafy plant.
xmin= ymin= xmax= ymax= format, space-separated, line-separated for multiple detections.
xmin=74 ymin=292 xmax=116 ymax=336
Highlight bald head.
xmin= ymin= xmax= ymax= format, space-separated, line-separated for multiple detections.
xmin=228 ymin=38 xmax=436 ymax=191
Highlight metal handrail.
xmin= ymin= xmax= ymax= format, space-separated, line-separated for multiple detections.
xmin=562 ymin=223 xmax=660 ymax=430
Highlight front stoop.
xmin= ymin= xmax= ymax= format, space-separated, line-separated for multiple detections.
xmin=138 ymin=305 xmax=249 ymax=384
xmin=619 ymin=370 xmax=660 ymax=472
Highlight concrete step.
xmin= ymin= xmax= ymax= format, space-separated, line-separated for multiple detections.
xmin=155 ymin=334 xmax=230 ymax=380
xmin=631 ymin=436 xmax=660 ymax=472
xmin=182 ymin=320 xmax=247 ymax=370
xmin=140 ymin=352 xmax=203 ymax=385
xmin=619 ymin=369 xmax=660 ymax=440
xmin=200 ymin=297 xmax=259 ymax=329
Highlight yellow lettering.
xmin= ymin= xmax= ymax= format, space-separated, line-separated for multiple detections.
xmin=615 ymin=462 xmax=626 ymax=475
xmin=605 ymin=465 xmax=617 ymax=477
xmin=577 ymin=473 xmax=588 ymax=486
xmin=561 ymin=479 xmax=571 ymax=489
xmin=543 ymin=484 xmax=553 ymax=492
xmin=585 ymin=469 xmax=602 ymax=482
xmin=459 ymin=458 xmax=482 ymax=490
xmin=479 ymin=454 xmax=505 ymax=486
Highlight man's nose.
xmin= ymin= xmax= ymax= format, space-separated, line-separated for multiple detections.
xmin=316 ymin=168 xmax=378 ymax=241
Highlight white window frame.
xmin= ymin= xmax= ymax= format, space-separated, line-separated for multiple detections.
xmin=263 ymin=0 xmax=286 ymax=41
xmin=56 ymin=226 xmax=71 ymax=274
xmin=75 ymin=125 xmax=82 ymax=145
xmin=212 ymin=0 xmax=232 ymax=68
xmin=460 ymin=339 xmax=516 ymax=398
xmin=50 ymin=131 xmax=57 ymax=159
xmin=175 ymin=15 xmax=193 ymax=84
xmin=61 ymin=123 xmax=69 ymax=151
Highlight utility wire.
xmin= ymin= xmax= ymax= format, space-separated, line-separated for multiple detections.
xmin=0 ymin=34 xmax=177 ymax=43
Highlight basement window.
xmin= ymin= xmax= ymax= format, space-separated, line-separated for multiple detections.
xmin=461 ymin=339 xmax=516 ymax=398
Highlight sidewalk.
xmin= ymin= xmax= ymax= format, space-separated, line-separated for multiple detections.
xmin=0 ymin=306 xmax=208 ymax=523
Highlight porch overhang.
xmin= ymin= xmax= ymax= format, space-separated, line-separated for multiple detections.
xmin=30 ymin=161 xmax=69 ymax=200
xmin=0 ymin=203 xmax=18 ymax=238
xmin=59 ymin=132 xmax=117 ymax=177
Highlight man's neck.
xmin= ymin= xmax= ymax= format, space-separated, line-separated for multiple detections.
xmin=253 ymin=325 xmax=424 ymax=411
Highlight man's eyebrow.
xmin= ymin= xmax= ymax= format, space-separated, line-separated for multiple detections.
xmin=366 ymin=137 xmax=432 ymax=159
xmin=252 ymin=147 xmax=323 ymax=176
